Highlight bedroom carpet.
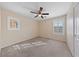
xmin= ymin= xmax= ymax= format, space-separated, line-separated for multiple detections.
xmin=1 ymin=37 xmax=72 ymax=57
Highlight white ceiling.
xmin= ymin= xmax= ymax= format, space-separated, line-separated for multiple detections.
xmin=0 ymin=2 xmax=72 ymax=20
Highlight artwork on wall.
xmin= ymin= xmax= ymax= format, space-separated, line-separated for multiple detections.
xmin=7 ymin=16 xmax=20 ymax=30
xmin=53 ymin=19 xmax=64 ymax=35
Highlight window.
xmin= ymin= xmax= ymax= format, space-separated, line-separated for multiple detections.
xmin=53 ymin=19 xmax=64 ymax=35
xmin=7 ymin=16 xmax=20 ymax=30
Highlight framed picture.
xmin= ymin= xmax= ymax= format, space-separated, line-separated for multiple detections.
xmin=7 ymin=16 xmax=20 ymax=30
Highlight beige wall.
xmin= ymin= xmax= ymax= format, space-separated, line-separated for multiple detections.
xmin=0 ymin=8 xmax=1 ymax=56
xmin=39 ymin=15 xmax=66 ymax=42
xmin=0 ymin=8 xmax=39 ymax=49
xmin=66 ymin=7 xmax=74 ymax=56
xmin=0 ymin=9 xmax=1 ymax=32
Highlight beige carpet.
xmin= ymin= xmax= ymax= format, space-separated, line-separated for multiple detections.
xmin=1 ymin=37 xmax=72 ymax=57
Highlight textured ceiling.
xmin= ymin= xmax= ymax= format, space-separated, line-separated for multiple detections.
xmin=0 ymin=2 xmax=72 ymax=20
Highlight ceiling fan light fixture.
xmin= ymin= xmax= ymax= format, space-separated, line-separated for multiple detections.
xmin=30 ymin=7 xmax=49 ymax=19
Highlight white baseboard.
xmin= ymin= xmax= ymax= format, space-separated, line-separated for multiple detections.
xmin=39 ymin=36 xmax=66 ymax=43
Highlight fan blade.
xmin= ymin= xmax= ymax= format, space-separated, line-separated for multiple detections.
xmin=42 ymin=13 xmax=49 ymax=15
xmin=41 ymin=16 xmax=44 ymax=19
xmin=40 ymin=7 xmax=43 ymax=11
xmin=34 ymin=15 xmax=38 ymax=18
xmin=30 ymin=11 xmax=38 ymax=14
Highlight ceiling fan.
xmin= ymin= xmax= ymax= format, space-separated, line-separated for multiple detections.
xmin=30 ymin=7 xmax=49 ymax=19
